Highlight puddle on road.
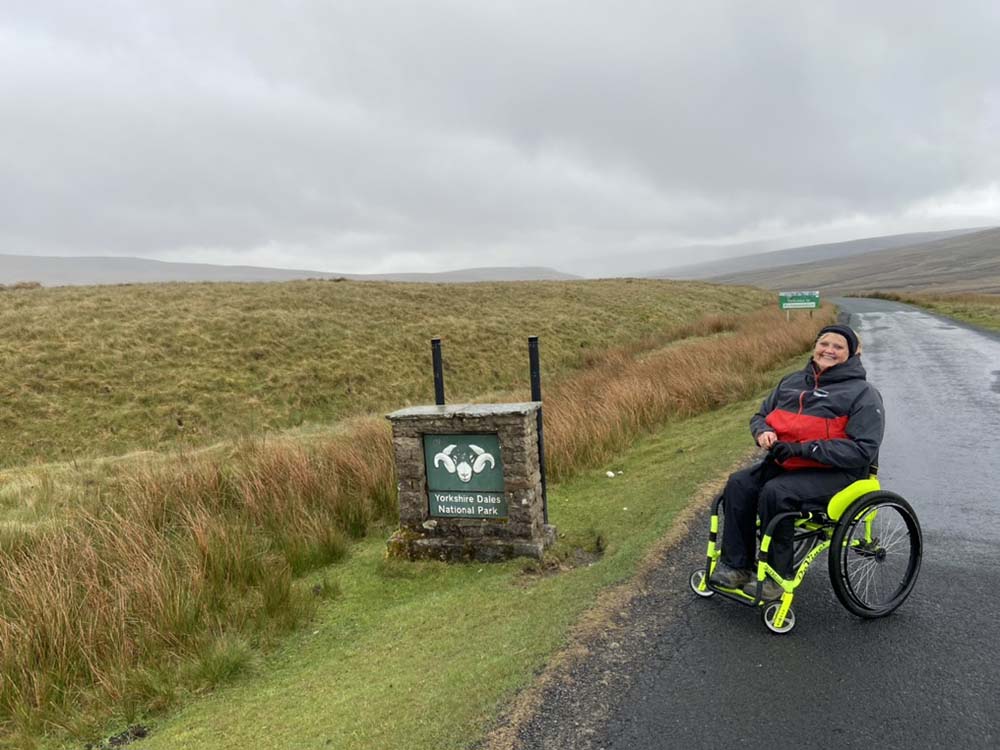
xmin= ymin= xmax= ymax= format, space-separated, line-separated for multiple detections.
xmin=991 ymin=371 xmax=1000 ymax=393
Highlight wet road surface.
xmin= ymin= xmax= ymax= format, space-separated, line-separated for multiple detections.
xmin=508 ymin=298 xmax=1000 ymax=749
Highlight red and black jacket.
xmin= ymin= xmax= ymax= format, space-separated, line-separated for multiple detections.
xmin=750 ymin=356 xmax=884 ymax=477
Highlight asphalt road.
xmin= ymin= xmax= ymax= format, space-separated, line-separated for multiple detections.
xmin=506 ymin=298 xmax=1000 ymax=750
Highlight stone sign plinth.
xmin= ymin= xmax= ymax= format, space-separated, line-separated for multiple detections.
xmin=386 ymin=403 xmax=556 ymax=562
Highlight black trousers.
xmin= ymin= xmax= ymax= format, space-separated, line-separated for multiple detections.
xmin=720 ymin=461 xmax=857 ymax=576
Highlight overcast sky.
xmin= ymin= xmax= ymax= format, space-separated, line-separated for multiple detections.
xmin=2 ymin=1 xmax=998 ymax=277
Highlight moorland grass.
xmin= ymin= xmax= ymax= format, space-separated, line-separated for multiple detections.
xmin=862 ymin=290 xmax=1000 ymax=331
xmin=0 ymin=424 xmax=397 ymax=742
xmin=0 ymin=277 xmax=834 ymax=745
xmin=542 ymin=306 xmax=831 ymax=478
xmin=0 ymin=279 xmax=770 ymax=468
xmin=127 ymin=394 xmax=777 ymax=750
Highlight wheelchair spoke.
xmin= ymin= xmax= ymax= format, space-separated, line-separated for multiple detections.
xmin=841 ymin=501 xmax=917 ymax=610
xmin=847 ymin=555 xmax=882 ymax=603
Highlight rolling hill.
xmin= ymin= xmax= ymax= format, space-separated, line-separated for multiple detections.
xmin=0 ymin=255 xmax=579 ymax=286
xmin=657 ymin=227 xmax=985 ymax=280
xmin=670 ymin=227 xmax=1000 ymax=294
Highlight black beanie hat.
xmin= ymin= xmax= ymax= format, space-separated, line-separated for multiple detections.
xmin=816 ymin=325 xmax=859 ymax=358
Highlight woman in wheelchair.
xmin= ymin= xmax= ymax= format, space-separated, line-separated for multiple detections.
xmin=709 ymin=324 xmax=884 ymax=599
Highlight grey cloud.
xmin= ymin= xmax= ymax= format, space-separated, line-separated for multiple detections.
xmin=1 ymin=1 xmax=998 ymax=275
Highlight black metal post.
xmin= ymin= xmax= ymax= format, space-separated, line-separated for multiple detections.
xmin=431 ymin=338 xmax=445 ymax=405
xmin=528 ymin=336 xmax=549 ymax=523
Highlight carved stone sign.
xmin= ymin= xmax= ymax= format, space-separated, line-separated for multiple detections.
xmin=386 ymin=403 xmax=555 ymax=562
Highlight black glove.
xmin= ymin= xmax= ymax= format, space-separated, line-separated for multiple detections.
xmin=770 ymin=442 xmax=804 ymax=462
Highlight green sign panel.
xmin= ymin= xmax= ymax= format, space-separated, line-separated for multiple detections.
xmin=779 ymin=290 xmax=820 ymax=310
xmin=424 ymin=434 xmax=507 ymax=518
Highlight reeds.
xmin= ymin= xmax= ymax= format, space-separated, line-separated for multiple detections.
xmin=0 ymin=419 xmax=395 ymax=738
xmin=544 ymin=307 xmax=831 ymax=478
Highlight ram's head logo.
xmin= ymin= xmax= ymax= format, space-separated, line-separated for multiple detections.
xmin=433 ymin=444 xmax=496 ymax=483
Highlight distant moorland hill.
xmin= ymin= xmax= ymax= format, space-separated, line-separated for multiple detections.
xmin=675 ymin=226 xmax=1000 ymax=294
xmin=0 ymin=254 xmax=579 ymax=286
xmin=658 ymin=227 xmax=985 ymax=280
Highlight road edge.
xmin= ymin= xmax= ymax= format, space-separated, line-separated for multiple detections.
xmin=474 ymin=448 xmax=758 ymax=750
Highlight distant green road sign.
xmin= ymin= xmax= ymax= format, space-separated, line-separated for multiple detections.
xmin=779 ymin=291 xmax=820 ymax=310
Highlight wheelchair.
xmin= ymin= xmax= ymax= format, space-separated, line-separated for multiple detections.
xmin=688 ymin=472 xmax=922 ymax=634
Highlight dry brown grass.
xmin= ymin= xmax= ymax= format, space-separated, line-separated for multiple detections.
xmin=0 ymin=291 xmax=833 ymax=741
xmin=544 ymin=308 xmax=832 ymax=478
xmin=0 ymin=278 xmax=770 ymax=468
xmin=0 ymin=419 xmax=395 ymax=738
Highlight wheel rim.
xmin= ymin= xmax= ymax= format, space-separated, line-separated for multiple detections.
xmin=838 ymin=501 xmax=920 ymax=614
xmin=763 ymin=602 xmax=795 ymax=633
xmin=690 ymin=569 xmax=715 ymax=598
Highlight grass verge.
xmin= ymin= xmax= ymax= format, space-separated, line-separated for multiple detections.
xmin=104 ymin=389 xmax=780 ymax=750
xmin=861 ymin=291 xmax=1000 ymax=331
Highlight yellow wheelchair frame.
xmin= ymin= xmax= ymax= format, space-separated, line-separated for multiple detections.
xmin=689 ymin=477 xmax=922 ymax=634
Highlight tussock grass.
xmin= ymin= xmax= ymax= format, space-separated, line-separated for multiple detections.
xmin=0 ymin=278 xmax=834 ymax=744
xmin=544 ymin=307 xmax=832 ymax=479
xmin=0 ymin=279 xmax=769 ymax=468
xmin=861 ymin=290 xmax=1000 ymax=331
xmin=0 ymin=424 xmax=395 ymax=740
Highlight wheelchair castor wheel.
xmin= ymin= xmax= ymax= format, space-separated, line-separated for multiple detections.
xmin=762 ymin=601 xmax=796 ymax=634
xmin=689 ymin=568 xmax=715 ymax=598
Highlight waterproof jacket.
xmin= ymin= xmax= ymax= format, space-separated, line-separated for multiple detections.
xmin=750 ymin=356 xmax=884 ymax=477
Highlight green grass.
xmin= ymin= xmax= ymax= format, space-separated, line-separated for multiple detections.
xmin=862 ymin=291 xmax=1000 ymax=331
xmin=0 ymin=278 xmax=833 ymax=746
xmin=0 ymin=279 xmax=769 ymax=468
xmin=113 ymin=391 xmax=771 ymax=750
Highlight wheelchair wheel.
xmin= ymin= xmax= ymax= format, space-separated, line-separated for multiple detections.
xmin=762 ymin=601 xmax=795 ymax=634
xmin=828 ymin=491 xmax=922 ymax=619
xmin=689 ymin=568 xmax=715 ymax=598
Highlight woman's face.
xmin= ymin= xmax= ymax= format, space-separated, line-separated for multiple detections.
xmin=813 ymin=332 xmax=850 ymax=370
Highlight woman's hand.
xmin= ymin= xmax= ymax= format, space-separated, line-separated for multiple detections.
xmin=769 ymin=442 xmax=804 ymax=462
xmin=756 ymin=431 xmax=778 ymax=449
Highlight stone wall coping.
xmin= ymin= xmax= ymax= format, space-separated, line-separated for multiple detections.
xmin=387 ymin=402 xmax=540 ymax=421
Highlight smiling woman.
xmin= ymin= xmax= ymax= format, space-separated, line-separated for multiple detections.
xmin=812 ymin=324 xmax=858 ymax=370
xmin=710 ymin=323 xmax=884 ymax=596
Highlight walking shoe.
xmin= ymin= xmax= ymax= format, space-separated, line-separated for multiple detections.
xmin=744 ymin=577 xmax=784 ymax=600
xmin=709 ymin=562 xmax=751 ymax=589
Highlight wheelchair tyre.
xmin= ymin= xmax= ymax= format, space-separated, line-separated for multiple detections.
xmin=762 ymin=601 xmax=795 ymax=634
xmin=828 ymin=491 xmax=922 ymax=619
xmin=689 ymin=568 xmax=715 ymax=598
